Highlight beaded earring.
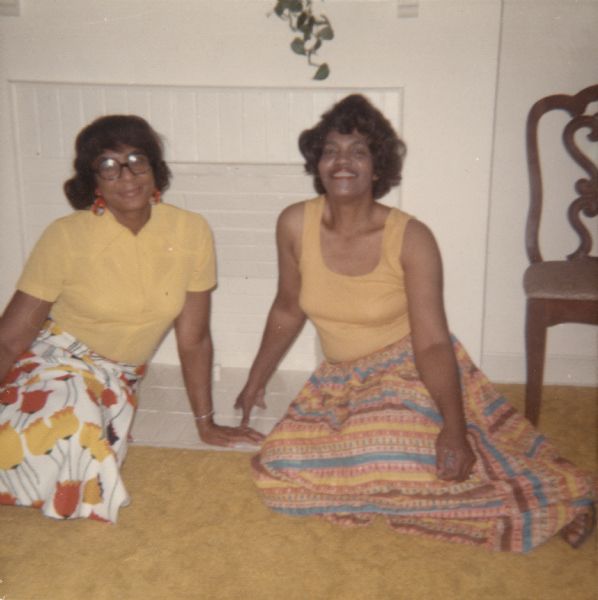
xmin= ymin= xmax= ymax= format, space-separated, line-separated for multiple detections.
xmin=151 ymin=190 xmax=162 ymax=205
xmin=92 ymin=195 xmax=106 ymax=216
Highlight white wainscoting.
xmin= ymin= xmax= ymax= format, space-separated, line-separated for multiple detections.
xmin=10 ymin=81 xmax=404 ymax=370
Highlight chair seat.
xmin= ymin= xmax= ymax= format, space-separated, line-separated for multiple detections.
xmin=523 ymin=259 xmax=598 ymax=300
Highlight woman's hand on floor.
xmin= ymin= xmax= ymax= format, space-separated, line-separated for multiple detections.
xmin=234 ymin=384 xmax=268 ymax=427
xmin=435 ymin=427 xmax=476 ymax=482
xmin=196 ymin=421 xmax=264 ymax=448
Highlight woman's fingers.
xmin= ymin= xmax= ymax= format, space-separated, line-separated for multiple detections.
xmin=234 ymin=388 xmax=267 ymax=427
xmin=198 ymin=423 xmax=265 ymax=448
xmin=437 ymin=447 xmax=475 ymax=482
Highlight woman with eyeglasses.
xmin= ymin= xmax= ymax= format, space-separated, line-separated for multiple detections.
xmin=0 ymin=114 xmax=263 ymax=522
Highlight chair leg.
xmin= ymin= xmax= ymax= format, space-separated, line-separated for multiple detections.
xmin=524 ymin=299 xmax=547 ymax=426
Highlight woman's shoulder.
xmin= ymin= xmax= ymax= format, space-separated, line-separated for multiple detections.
xmin=279 ymin=196 xmax=322 ymax=223
xmin=276 ymin=202 xmax=303 ymax=246
xmin=403 ymin=217 xmax=435 ymax=242
xmin=401 ymin=217 xmax=442 ymax=267
xmin=39 ymin=210 xmax=91 ymax=237
xmin=278 ymin=197 xmax=313 ymax=228
xmin=388 ymin=206 xmax=413 ymax=227
xmin=154 ymin=203 xmax=212 ymax=234
xmin=279 ymin=200 xmax=304 ymax=221
xmin=277 ymin=197 xmax=321 ymax=249
xmin=155 ymin=202 xmax=207 ymax=222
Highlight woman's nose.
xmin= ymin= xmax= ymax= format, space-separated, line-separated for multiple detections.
xmin=119 ymin=164 xmax=136 ymax=179
xmin=334 ymin=151 xmax=350 ymax=165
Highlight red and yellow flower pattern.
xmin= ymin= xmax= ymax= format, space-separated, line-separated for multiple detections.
xmin=0 ymin=321 xmax=143 ymax=522
xmin=0 ymin=423 xmax=24 ymax=469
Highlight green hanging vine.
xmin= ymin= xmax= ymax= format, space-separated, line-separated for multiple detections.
xmin=271 ymin=0 xmax=334 ymax=80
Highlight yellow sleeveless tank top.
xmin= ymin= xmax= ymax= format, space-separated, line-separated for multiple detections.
xmin=299 ymin=196 xmax=412 ymax=363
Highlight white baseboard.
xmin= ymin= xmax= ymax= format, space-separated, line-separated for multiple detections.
xmin=146 ymin=355 xmax=597 ymax=389
xmin=481 ymin=353 xmax=598 ymax=386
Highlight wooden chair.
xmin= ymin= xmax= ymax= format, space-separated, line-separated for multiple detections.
xmin=523 ymin=84 xmax=598 ymax=426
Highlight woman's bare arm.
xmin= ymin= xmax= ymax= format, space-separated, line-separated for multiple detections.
xmin=235 ymin=203 xmax=307 ymax=426
xmin=0 ymin=291 xmax=52 ymax=381
xmin=174 ymin=290 xmax=263 ymax=446
xmin=401 ymin=220 xmax=475 ymax=481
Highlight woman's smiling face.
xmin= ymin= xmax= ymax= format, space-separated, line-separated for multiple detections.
xmin=93 ymin=144 xmax=156 ymax=220
xmin=317 ymin=130 xmax=376 ymax=200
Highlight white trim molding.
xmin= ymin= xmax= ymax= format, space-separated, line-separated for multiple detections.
xmin=481 ymin=352 xmax=598 ymax=386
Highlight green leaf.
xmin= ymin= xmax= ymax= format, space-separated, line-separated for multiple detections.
xmin=298 ymin=16 xmax=314 ymax=36
xmin=315 ymin=15 xmax=330 ymax=27
xmin=288 ymin=0 xmax=303 ymax=12
xmin=317 ymin=25 xmax=334 ymax=40
xmin=313 ymin=63 xmax=330 ymax=80
xmin=291 ymin=37 xmax=306 ymax=55
xmin=273 ymin=0 xmax=290 ymax=17
xmin=297 ymin=11 xmax=307 ymax=30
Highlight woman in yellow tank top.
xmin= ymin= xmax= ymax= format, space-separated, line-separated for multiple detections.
xmin=236 ymin=94 xmax=595 ymax=552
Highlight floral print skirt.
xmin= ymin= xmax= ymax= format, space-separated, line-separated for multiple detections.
xmin=0 ymin=320 xmax=145 ymax=522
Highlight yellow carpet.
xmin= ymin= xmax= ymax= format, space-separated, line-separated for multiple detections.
xmin=1 ymin=385 xmax=596 ymax=600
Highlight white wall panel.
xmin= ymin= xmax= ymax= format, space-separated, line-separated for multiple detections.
xmin=482 ymin=1 xmax=598 ymax=385
xmin=4 ymin=1 xmax=546 ymax=381
xmin=9 ymin=80 xmax=402 ymax=370
xmin=13 ymin=85 xmax=40 ymax=157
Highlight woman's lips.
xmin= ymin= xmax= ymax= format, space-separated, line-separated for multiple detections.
xmin=331 ymin=170 xmax=356 ymax=178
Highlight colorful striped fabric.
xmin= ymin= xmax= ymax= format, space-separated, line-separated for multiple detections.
xmin=0 ymin=320 xmax=144 ymax=522
xmin=252 ymin=335 xmax=596 ymax=552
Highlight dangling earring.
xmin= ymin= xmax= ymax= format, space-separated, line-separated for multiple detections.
xmin=92 ymin=193 xmax=106 ymax=216
xmin=151 ymin=190 xmax=162 ymax=205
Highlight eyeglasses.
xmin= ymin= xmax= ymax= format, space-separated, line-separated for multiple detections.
xmin=94 ymin=152 xmax=151 ymax=180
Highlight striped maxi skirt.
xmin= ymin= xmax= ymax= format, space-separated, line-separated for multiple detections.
xmin=252 ymin=335 xmax=596 ymax=552
xmin=0 ymin=320 xmax=144 ymax=522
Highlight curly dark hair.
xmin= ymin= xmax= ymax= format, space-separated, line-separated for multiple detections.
xmin=298 ymin=94 xmax=406 ymax=200
xmin=63 ymin=115 xmax=171 ymax=210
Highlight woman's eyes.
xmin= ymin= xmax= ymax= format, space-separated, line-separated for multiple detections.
xmin=321 ymin=146 xmax=369 ymax=158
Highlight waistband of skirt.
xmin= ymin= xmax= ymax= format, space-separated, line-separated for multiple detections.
xmin=323 ymin=334 xmax=413 ymax=370
xmin=34 ymin=319 xmax=146 ymax=379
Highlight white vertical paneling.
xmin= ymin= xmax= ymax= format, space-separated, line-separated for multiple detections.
xmin=125 ymin=88 xmax=151 ymax=121
xmin=241 ymin=90 xmax=268 ymax=164
xmin=14 ymin=82 xmax=402 ymax=165
xmin=57 ymin=87 xmax=85 ymax=157
xmin=13 ymin=84 xmax=40 ymax=157
xmin=363 ymin=90 xmax=386 ymax=117
xmin=380 ymin=92 xmax=402 ymax=134
xmin=288 ymin=91 xmax=317 ymax=164
xmin=195 ymin=91 xmax=221 ymax=162
xmin=11 ymin=81 xmax=402 ymax=370
xmin=218 ymin=90 xmax=244 ymax=162
xmin=264 ymin=91 xmax=291 ymax=163
xmin=311 ymin=89 xmax=340 ymax=128
xmin=79 ymin=86 xmax=105 ymax=123
xmin=36 ymin=87 xmax=62 ymax=157
xmin=147 ymin=89 xmax=174 ymax=157
xmin=104 ymin=87 xmax=128 ymax=115
xmin=171 ymin=90 xmax=198 ymax=161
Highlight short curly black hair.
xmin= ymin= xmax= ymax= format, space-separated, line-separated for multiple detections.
xmin=63 ymin=114 xmax=171 ymax=210
xmin=298 ymin=94 xmax=406 ymax=200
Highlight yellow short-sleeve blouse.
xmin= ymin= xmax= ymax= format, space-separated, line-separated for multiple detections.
xmin=17 ymin=203 xmax=216 ymax=365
